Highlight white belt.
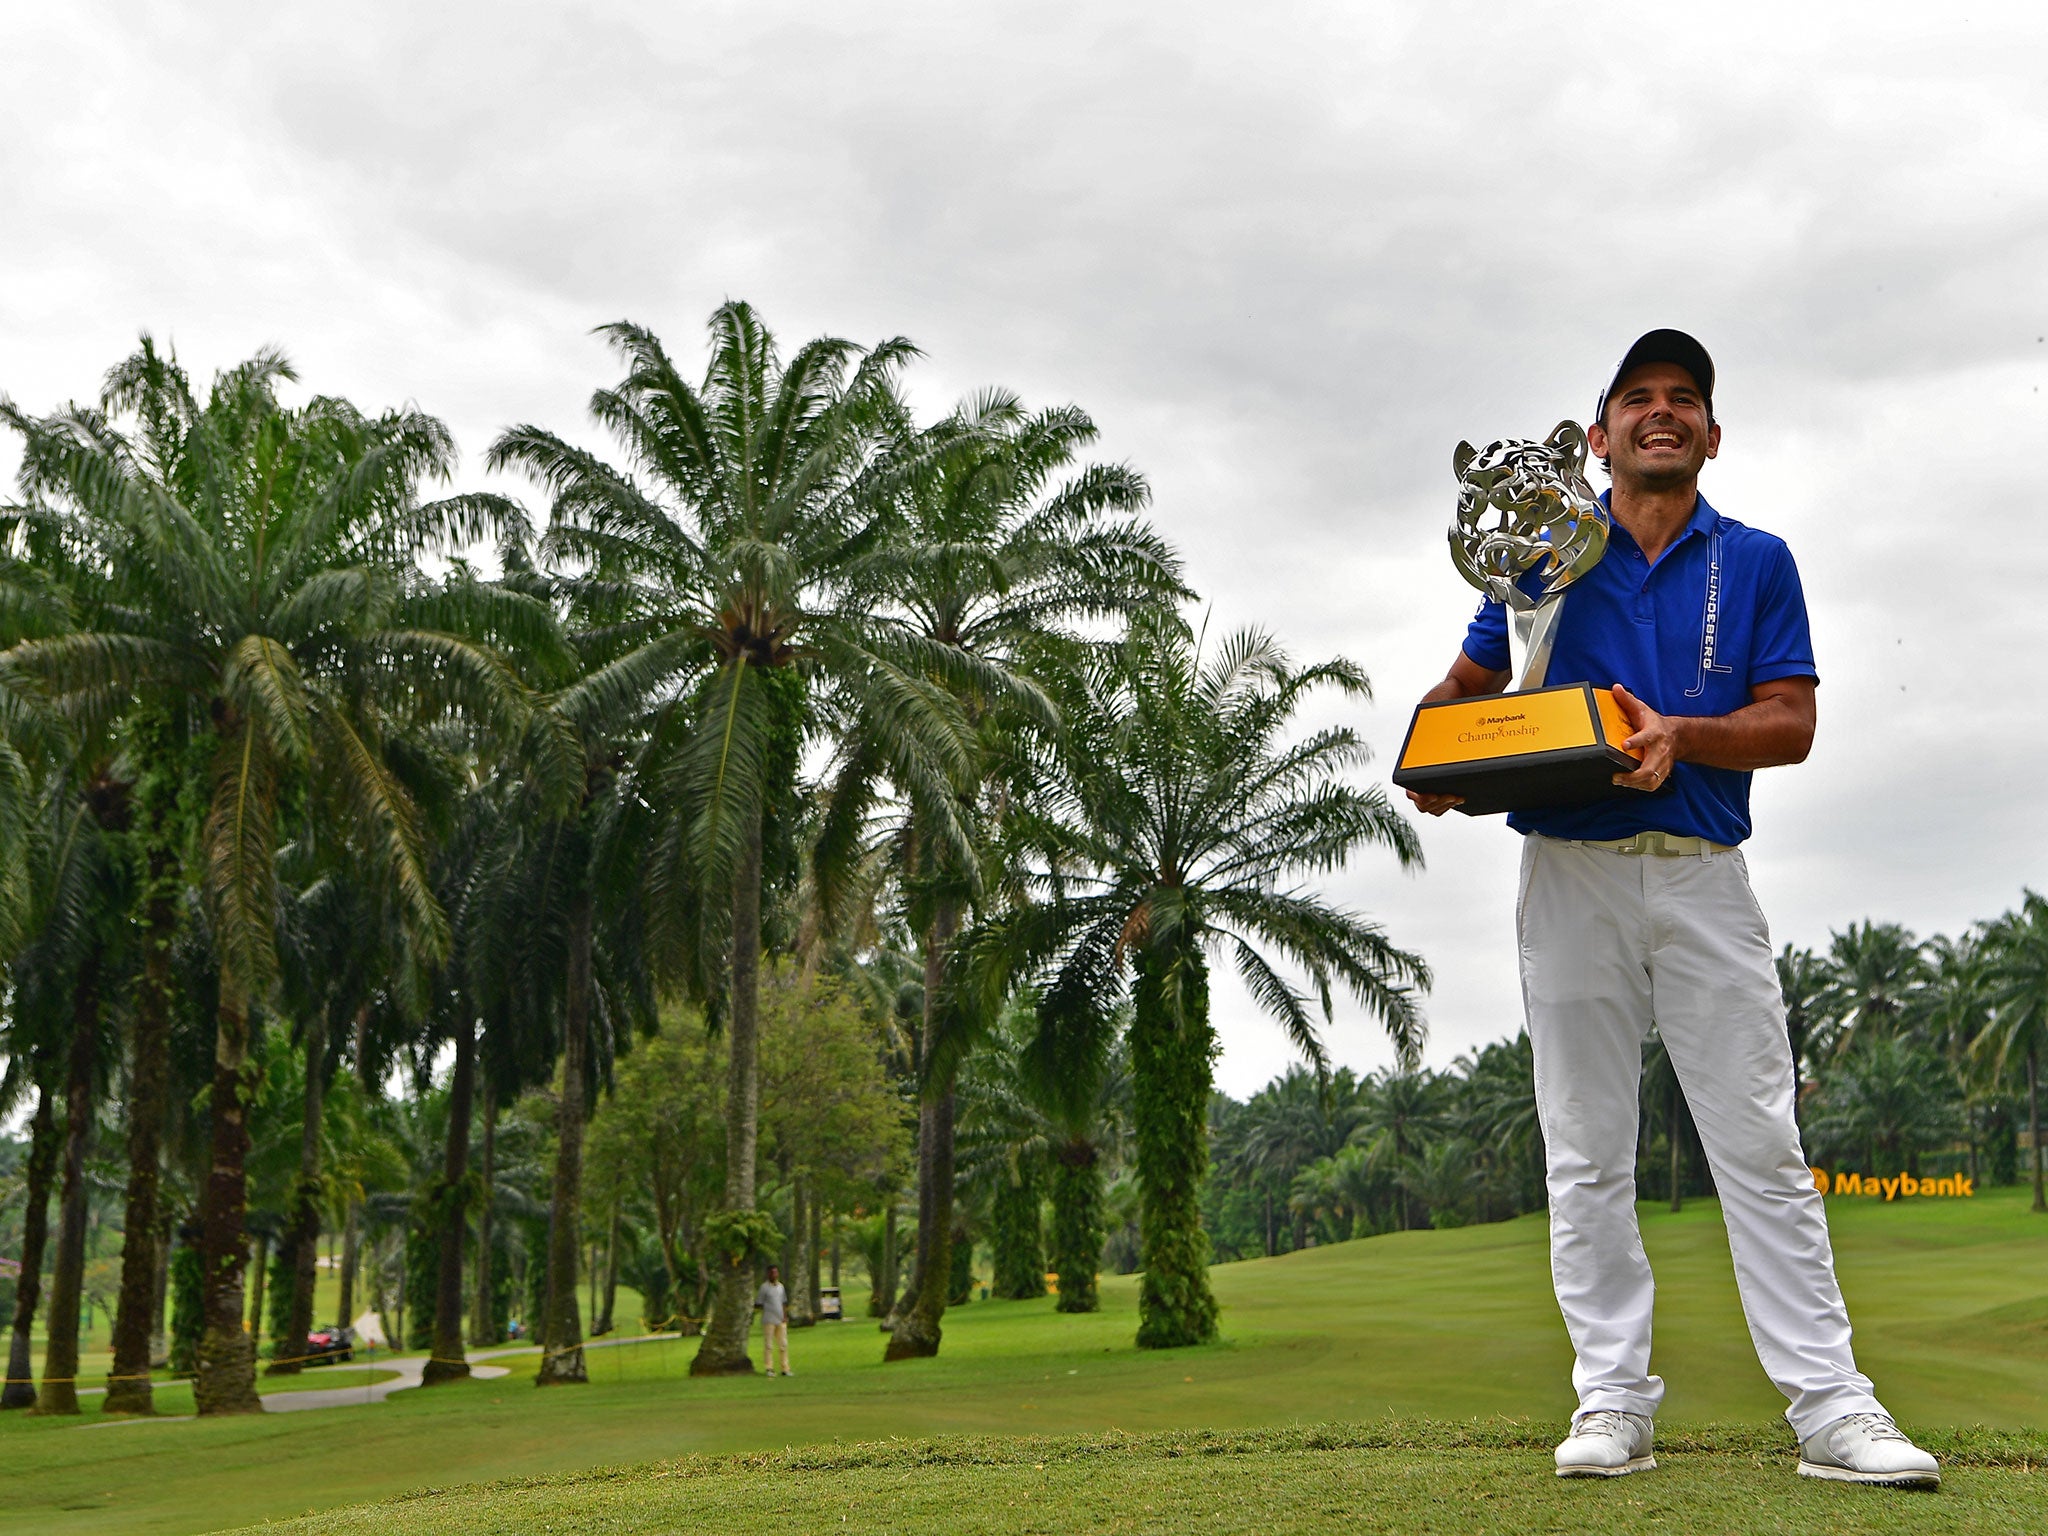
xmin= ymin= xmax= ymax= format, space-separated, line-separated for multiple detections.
xmin=1574 ymin=831 xmax=1736 ymax=857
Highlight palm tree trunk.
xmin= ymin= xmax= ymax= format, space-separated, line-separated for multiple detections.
xmin=248 ymin=1231 xmax=270 ymax=1338
xmin=107 ymin=870 xmax=178 ymax=1413
xmin=371 ymin=1232 xmax=398 ymax=1354
xmin=595 ymin=1198 xmax=619 ymax=1337
xmin=538 ymin=893 xmax=593 ymax=1385
xmin=693 ymin=810 xmax=765 ymax=1376
xmin=268 ymin=1010 xmax=329 ymax=1377
xmin=336 ymin=1004 xmax=372 ymax=1333
xmin=336 ymin=1206 xmax=361 ymax=1329
xmin=1397 ymin=1131 xmax=1413 ymax=1233
xmin=1050 ymin=1142 xmax=1103 ymax=1313
xmin=36 ymin=956 xmax=102 ymax=1415
xmin=889 ymin=1107 xmax=933 ymax=1329
xmin=2 ymin=1081 xmax=57 ymax=1410
xmin=887 ymin=905 xmax=961 ymax=1361
xmin=423 ymin=1018 xmax=475 ymax=1386
xmin=788 ymin=1177 xmax=815 ymax=1327
xmin=150 ymin=1216 xmax=172 ymax=1368
xmin=1668 ymin=1077 xmax=1684 ymax=1214
xmin=1129 ymin=944 xmax=1220 ymax=1349
xmin=471 ymin=1075 xmax=498 ymax=1346
xmin=992 ymin=1165 xmax=1046 ymax=1299
xmin=810 ymin=1196 xmax=824 ymax=1319
xmin=2029 ymin=1046 xmax=2045 ymax=1215
xmin=874 ymin=1201 xmax=897 ymax=1318
xmin=194 ymin=992 xmax=263 ymax=1414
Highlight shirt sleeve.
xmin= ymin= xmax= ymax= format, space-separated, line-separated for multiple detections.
xmin=1748 ymin=541 xmax=1818 ymax=686
xmin=1462 ymin=595 xmax=1511 ymax=674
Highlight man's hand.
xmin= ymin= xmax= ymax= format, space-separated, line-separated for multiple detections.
xmin=1404 ymin=650 xmax=1509 ymax=817
xmin=1611 ymin=683 xmax=1677 ymax=793
xmin=1607 ymin=677 xmax=1817 ymax=790
xmin=1406 ymin=789 xmax=1465 ymax=817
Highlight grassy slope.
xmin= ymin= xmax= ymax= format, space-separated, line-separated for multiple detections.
xmin=0 ymin=1187 xmax=2040 ymax=1536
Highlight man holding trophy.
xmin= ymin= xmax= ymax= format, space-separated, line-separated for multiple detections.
xmin=1398 ymin=330 xmax=1940 ymax=1488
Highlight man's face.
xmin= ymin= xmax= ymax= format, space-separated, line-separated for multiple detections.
xmin=767 ymin=1268 xmax=780 ymax=1282
xmin=1588 ymin=360 xmax=1720 ymax=489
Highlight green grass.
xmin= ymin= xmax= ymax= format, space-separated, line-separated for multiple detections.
xmin=250 ymin=1424 xmax=2048 ymax=1536
xmin=14 ymin=1260 xmax=361 ymax=1393
xmin=1 ymin=1187 xmax=2040 ymax=1535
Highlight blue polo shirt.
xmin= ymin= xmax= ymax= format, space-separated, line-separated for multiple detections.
xmin=1460 ymin=492 xmax=1815 ymax=845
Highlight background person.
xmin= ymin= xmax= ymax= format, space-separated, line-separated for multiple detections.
xmin=756 ymin=1264 xmax=791 ymax=1377
xmin=1407 ymin=329 xmax=1940 ymax=1489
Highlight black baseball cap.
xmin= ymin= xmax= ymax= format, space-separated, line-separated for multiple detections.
xmin=1595 ymin=329 xmax=1715 ymax=424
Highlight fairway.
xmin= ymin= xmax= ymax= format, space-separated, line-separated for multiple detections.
xmin=2 ymin=1188 xmax=2041 ymax=1536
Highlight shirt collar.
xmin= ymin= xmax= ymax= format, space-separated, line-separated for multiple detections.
xmin=1597 ymin=490 xmax=1721 ymax=554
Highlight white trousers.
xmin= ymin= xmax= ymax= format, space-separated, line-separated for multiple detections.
xmin=1517 ymin=835 xmax=1884 ymax=1439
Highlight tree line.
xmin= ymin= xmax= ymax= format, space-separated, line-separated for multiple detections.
xmin=0 ymin=303 xmax=1428 ymax=1416
xmin=1197 ymin=909 xmax=2048 ymax=1262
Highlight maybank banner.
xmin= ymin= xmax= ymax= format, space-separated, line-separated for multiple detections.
xmin=1811 ymin=1169 xmax=1974 ymax=1200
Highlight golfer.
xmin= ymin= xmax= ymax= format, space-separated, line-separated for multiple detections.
xmin=756 ymin=1264 xmax=791 ymax=1376
xmin=1408 ymin=330 xmax=1939 ymax=1488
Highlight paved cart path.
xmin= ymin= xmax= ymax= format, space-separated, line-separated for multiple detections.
xmin=75 ymin=1334 xmax=673 ymax=1426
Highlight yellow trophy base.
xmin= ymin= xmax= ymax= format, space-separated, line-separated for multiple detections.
xmin=1391 ymin=682 xmax=1641 ymax=817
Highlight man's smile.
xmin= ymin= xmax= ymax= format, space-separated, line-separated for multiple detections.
xmin=1637 ymin=428 xmax=1684 ymax=450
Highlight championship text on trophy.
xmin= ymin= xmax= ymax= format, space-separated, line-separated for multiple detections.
xmin=1391 ymin=422 xmax=1640 ymax=817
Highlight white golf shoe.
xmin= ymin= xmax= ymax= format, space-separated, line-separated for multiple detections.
xmin=1797 ymin=1413 xmax=1940 ymax=1488
xmin=1554 ymin=1410 xmax=1656 ymax=1478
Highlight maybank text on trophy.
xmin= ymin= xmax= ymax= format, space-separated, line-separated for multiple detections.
xmin=1392 ymin=422 xmax=1640 ymax=816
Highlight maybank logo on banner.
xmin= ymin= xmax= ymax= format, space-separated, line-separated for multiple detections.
xmin=1810 ymin=1169 xmax=1975 ymax=1200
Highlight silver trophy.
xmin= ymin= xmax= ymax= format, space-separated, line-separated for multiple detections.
xmin=1449 ymin=422 xmax=1609 ymax=691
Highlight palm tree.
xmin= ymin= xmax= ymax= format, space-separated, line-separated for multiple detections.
xmin=1775 ymin=944 xmax=1828 ymax=1125
xmin=262 ymin=846 xmax=401 ymax=1379
xmin=1451 ymin=1033 xmax=1543 ymax=1222
xmin=1225 ymin=1068 xmax=1363 ymax=1250
xmin=1355 ymin=1070 xmax=1450 ymax=1232
xmin=453 ymin=703 xmax=649 ymax=1386
xmin=1288 ymin=1142 xmax=1389 ymax=1242
xmin=2 ymin=339 xmax=527 ymax=1412
xmin=0 ymin=1048 xmax=58 ymax=1410
xmin=1639 ymin=1032 xmax=1694 ymax=1213
xmin=950 ymin=1011 xmax=1047 ymax=1300
xmin=821 ymin=389 xmax=1183 ymax=1358
xmin=956 ymin=998 xmax=1133 ymax=1305
xmin=1979 ymin=893 xmax=2048 ymax=1213
xmin=1915 ymin=930 xmax=1997 ymax=1185
xmin=1919 ymin=930 xmax=1992 ymax=1061
xmin=1819 ymin=921 xmax=1928 ymax=1055
xmin=1030 ymin=1018 xmax=1130 ymax=1313
xmin=1395 ymin=1138 xmax=1483 ymax=1230
xmin=20 ymin=764 xmax=132 ymax=1415
xmin=968 ymin=614 xmax=1428 ymax=1347
xmin=490 ymin=304 xmax=985 ymax=1375
xmin=1806 ymin=1035 xmax=1963 ymax=1177
xmin=104 ymin=709 xmax=203 ymax=1413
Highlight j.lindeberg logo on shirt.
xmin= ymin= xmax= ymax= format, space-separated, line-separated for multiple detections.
xmin=1686 ymin=528 xmax=1734 ymax=699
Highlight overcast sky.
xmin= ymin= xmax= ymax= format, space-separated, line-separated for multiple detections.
xmin=4 ymin=2 xmax=2044 ymax=1097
